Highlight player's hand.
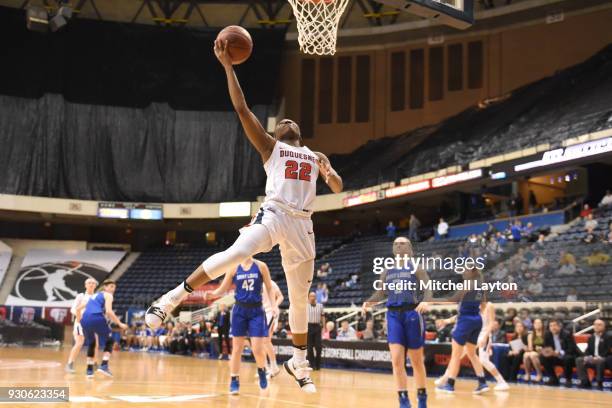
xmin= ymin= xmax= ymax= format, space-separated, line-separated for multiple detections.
xmin=214 ymin=39 xmax=233 ymax=68
xmin=203 ymin=291 xmax=212 ymax=301
xmin=415 ymin=302 xmax=429 ymax=314
xmin=119 ymin=323 xmax=128 ymax=330
xmin=362 ymin=301 xmax=376 ymax=315
xmin=317 ymin=157 xmax=332 ymax=183
xmin=435 ymin=319 xmax=447 ymax=330
xmin=272 ymin=306 xmax=280 ymax=318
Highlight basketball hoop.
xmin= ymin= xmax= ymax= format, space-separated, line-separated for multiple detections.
xmin=287 ymin=0 xmax=350 ymax=56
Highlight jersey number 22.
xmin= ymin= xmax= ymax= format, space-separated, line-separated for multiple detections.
xmin=285 ymin=160 xmax=312 ymax=182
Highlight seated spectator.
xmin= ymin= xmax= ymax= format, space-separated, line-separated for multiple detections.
xmin=584 ymin=213 xmax=598 ymax=232
xmin=557 ymin=251 xmax=577 ymax=276
xmin=580 ymin=203 xmax=593 ymax=218
xmin=345 ymin=274 xmax=359 ymax=288
xmin=540 ymin=320 xmax=579 ymax=386
xmin=486 ymin=236 xmax=502 ymax=258
xmin=523 ymin=318 xmax=545 ymax=382
xmin=522 ymin=222 xmax=535 ymax=240
xmin=322 ymin=321 xmax=336 ymax=340
xmin=532 ymin=233 xmax=546 ymax=250
xmin=504 ymin=321 xmax=528 ymax=381
xmin=336 ymin=320 xmax=357 ymax=341
xmin=503 ymin=308 xmax=517 ymax=333
xmin=489 ymin=318 xmax=507 ymax=344
xmin=599 ymin=189 xmax=612 ymax=207
xmin=361 ymin=320 xmax=378 ymax=341
xmin=576 ymin=319 xmax=610 ymax=390
xmin=519 ymin=308 xmax=533 ymax=330
xmin=317 ymin=262 xmax=332 ymax=278
xmin=528 ymin=253 xmax=547 ymax=271
xmin=496 ymin=231 xmax=507 ymax=247
xmin=565 ymin=287 xmax=578 ymax=302
xmin=316 ymin=282 xmax=329 ymax=304
xmin=437 ymin=218 xmax=449 ymax=239
xmin=386 ymin=221 xmax=397 ymax=238
xmin=525 ymin=276 xmax=543 ymax=297
xmin=582 ymin=251 xmax=610 ymax=266
xmin=604 ymin=222 xmax=612 ymax=244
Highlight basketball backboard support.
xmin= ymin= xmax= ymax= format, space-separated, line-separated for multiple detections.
xmin=374 ymin=0 xmax=474 ymax=29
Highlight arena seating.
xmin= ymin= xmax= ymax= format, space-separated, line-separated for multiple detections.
xmin=327 ymin=44 xmax=612 ymax=192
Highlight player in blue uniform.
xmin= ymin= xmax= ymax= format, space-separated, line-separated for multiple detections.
xmin=363 ymin=237 xmax=432 ymax=408
xmin=205 ymin=257 xmax=280 ymax=395
xmin=434 ymin=268 xmax=489 ymax=394
xmin=77 ymin=280 xmax=127 ymax=378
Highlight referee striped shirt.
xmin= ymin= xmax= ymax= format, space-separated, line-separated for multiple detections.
xmin=308 ymin=302 xmax=324 ymax=324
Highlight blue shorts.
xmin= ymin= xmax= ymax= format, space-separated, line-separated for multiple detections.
xmin=387 ymin=310 xmax=425 ymax=349
xmin=231 ymin=304 xmax=267 ymax=338
xmin=81 ymin=314 xmax=111 ymax=347
xmin=452 ymin=314 xmax=482 ymax=346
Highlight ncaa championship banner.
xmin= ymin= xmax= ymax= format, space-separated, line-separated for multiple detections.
xmin=6 ymin=249 xmax=126 ymax=307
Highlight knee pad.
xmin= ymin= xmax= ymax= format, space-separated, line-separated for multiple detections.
xmin=87 ymin=342 xmax=96 ymax=357
xmin=288 ymin=301 xmax=308 ymax=334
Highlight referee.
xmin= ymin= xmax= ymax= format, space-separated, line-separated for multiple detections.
xmin=307 ymin=291 xmax=324 ymax=370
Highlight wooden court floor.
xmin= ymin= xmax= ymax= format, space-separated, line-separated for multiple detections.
xmin=0 ymin=347 xmax=610 ymax=408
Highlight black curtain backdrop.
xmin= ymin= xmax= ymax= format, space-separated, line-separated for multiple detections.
xmin=0 ymin=6 xmax=286 ymax=110
xmin=0 ymin=94 xmax=267 ymax=202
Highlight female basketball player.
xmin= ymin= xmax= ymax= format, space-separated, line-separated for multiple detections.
xmin=65 ymin=277 xmax=98 ymax=373
xmin=435 ymin=301 xmax=509 ymax=390
xmin=78 ymin=280 xmax=127 ymax=378
xmin=362 ymin=237 xmax=431 ymax=408
xmin=434 ymin=268 xmax=489 ymax=394
xmin=204 ymin=257 xmax=280 ymax=394
xmin=146 ymin=38 xmax=342 ymax=393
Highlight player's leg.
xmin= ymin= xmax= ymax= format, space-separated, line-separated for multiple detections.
xmin=435 ymin=348 xmax=467 ymax=386
xmin=389 ymin=344 xmax=411 ymax=408
xmin=465 ymin=342 xmax=489 ymax=393
xmin=65 ymin=324 xmax=85 ymax=373
xmin=405 ymin=311 xmax=427 ymax=408
xmin=250 ymin=337 xmax=269 ymax=390
xmin=146 ymin=224 xmax=273 ymax=329
xmin=479 ymin=344 xmax=508 ymax=390
xmin=282 ymin=258 xmax=316 ymax=393
xmin=265 ymin=316 xmax=280 ymax=376
xmin=229 ymin=336 xmax=246 ymax=395
xmin=96 ymin=324 xmax=115 ymax=377
xmin=437 ymin=340 xmax=464 ymax=393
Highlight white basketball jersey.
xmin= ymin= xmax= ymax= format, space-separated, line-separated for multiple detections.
xmin=263 ymin=141 xmax=319 ymax=212
xmin=70 ymin=292 xmax=92 ymax=319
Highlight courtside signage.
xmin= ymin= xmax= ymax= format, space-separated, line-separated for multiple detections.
xmin=514 ymin=137 xmax=612 ymax=172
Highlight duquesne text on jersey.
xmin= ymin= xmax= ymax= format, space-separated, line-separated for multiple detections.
xmin=373 ymin=279 xmax=518 ymax=293
xmin=279 ymin=149 xmax=317 ymax=163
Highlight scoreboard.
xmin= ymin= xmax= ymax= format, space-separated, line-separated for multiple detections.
xmin=97 ymin=202 xmax=163 ymax=220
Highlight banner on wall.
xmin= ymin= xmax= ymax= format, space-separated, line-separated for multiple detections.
xmin=44 ymin=307 xmax=72 ymax=325
xmin=6 ymin=249 xmax=125 ymax=307
xmin=0 ymin=241 xmax=12 ymax=287
xmin=10 ymin=306 xmax=43 ymax=324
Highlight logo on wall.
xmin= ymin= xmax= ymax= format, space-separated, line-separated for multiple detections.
xmin=10 ymin=262 xmax=108 ymax=303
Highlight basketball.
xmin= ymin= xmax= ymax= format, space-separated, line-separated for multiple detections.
xmin=216 ymin=25 xmax=253 ymax=65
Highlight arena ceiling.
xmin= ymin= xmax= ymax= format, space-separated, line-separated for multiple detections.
xmin=3 ymin=0 xmax=427 ymax=30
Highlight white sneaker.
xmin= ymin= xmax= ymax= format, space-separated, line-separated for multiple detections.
xmin=269 ymin=366 xmax=281 ymax=378
xmin=435 ymin=376 xmax=448 ymax=386
xmin=494 ymin=382 xmax=509 ymax=391
xmin=145 ymin=295 xmax=176 ymax=329
xmin=283 ymin=358 xmax=316 ymax=393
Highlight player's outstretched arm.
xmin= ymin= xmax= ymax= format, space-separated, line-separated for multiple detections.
xmin=214 ymin=39 xmax=275 ymax=162
xmin=314 ymin=151 xmax=343 ymax=193
xmin=208 ymin=270 xmax=235 ymax=298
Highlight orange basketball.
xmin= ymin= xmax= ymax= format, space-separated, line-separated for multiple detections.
xmin=216 ymin=25 xmax=253 ymax=65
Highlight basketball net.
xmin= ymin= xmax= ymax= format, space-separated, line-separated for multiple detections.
xmin=287 ymin=0 xmax=350 ymax=55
